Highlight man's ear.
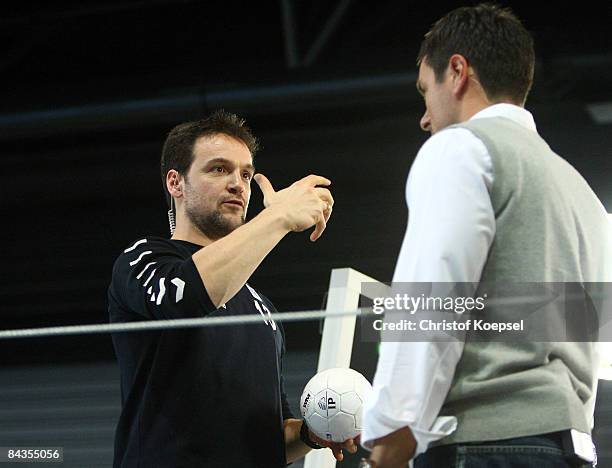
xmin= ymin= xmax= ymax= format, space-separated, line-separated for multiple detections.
xmin=166 ymin=170 xmax=183 ymax=199
xmin=448 ymin=53 xmax=470 ymax=97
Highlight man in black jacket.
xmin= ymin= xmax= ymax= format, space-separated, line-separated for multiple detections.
xmin=109 ymin=110 xmax=356 ymax=467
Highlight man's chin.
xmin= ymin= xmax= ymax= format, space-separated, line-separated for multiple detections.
xmin=211 ymin=214 xmax=245 ymax=237
xmin=188 ymin=211 xmax=243 ymax=240
xmin=223 ymin=212 xmax=246 ymax=228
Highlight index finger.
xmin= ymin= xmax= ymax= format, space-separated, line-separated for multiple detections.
xmin=314 ymin=188 xmax=334 ymax=206
xmin=301 ymin=174 xmax=331 ymax=187
xmin=310 ymin=211 xmax=327 ymax=242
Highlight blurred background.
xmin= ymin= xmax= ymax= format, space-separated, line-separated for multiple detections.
xmin=1 ymin=1 xmax=611 ymax=466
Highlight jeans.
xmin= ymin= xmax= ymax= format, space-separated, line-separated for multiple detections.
xmin=413 ymin=433 xmax=594 ymax=468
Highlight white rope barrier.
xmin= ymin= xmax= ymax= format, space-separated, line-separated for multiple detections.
xmin=0 ymin=292 xmax=607 ymax=340
xmin=0 ymin=308 xmax=367 ymax=340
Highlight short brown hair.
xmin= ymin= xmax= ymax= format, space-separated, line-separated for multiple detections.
xmin=417 ymin=3 xmax=535 ymax=105
xmin=160 ymin=110 xmax=259 ymax=205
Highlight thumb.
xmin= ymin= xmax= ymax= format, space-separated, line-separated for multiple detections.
xmin=254 ymin=173 xmax=275 ymax=197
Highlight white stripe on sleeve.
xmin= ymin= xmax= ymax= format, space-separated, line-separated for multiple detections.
xmin=156 ymin=278 xmax=166 ymax=305
xmin=129 ymin=251 xmax=152 ymax=266
xmin=124 ymin=239 xmax=147 ymax=253
xmin=143 ymin=269 xmax=157 ymax=287
xmin=136 ymin=262 xmax=157 ymax=280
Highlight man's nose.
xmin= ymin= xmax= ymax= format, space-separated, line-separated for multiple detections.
xmin=420 ymin=111 xmax=432 ymax=132
xmin=227 ymin=171 xmax=245 ymax=194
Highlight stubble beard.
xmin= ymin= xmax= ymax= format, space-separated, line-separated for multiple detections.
xmin=185 ymin=202 xmax=245 ymax=241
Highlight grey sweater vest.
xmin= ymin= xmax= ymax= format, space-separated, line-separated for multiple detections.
xmin=434 ymin=116 xmax=609 ymax=445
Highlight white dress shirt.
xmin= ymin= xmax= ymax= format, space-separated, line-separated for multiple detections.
xmin=361 ymin=104 xmax=538 ymax=456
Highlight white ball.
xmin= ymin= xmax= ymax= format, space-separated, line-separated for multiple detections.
xmin=300 ymin=368 xmax=372 ymax=443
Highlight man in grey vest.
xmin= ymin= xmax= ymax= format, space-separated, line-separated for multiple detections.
xmin=361 ymin=4 xmax=609 ymax=467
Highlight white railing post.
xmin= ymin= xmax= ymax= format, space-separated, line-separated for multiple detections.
xmin=304 ymin=268 xmax=384 ymax=468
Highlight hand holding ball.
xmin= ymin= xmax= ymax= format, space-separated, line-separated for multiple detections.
xmin=300 ymin=367 xmax=372 ymax=443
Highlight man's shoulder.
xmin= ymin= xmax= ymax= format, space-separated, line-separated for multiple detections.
xmin=111 ymin=236 xmax=189 ymax=273
xmin=414 ymin=127 xmax=489 ymax=174
xmin=421 ymin=126 xmax=483 ymax=154
xmin=117 ymin=236 xmax=185 ymax=257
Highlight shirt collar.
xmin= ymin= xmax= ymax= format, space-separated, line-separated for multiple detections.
xmin=470 ymin=103 xmax=537 ymax=133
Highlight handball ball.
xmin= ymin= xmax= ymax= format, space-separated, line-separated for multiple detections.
xmin=300 ymin=367 xmax=372 ymax=443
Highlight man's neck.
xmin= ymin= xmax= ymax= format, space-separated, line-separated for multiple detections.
xmin=459 ymin=99 xmax=491 ymax=123
xmin=171 ymin=224 xmax=214 ymax=247
xmin=459 ymin=93 xmax=518 ymax=123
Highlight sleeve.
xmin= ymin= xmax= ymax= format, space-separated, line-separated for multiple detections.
xmin=361 ymin=128 xmax=496 ymax=456
xmin=110 ymin=237 xmax=217 ymax=320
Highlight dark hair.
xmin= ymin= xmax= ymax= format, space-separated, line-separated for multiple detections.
xmin=160 ymin=109 xmax=259 ymax=206
xmin=417 ymin=3 xmax=534 ymax=105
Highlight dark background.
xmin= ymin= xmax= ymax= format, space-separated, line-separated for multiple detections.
xmin=1 ymin=0 xmax=611 ymax=360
